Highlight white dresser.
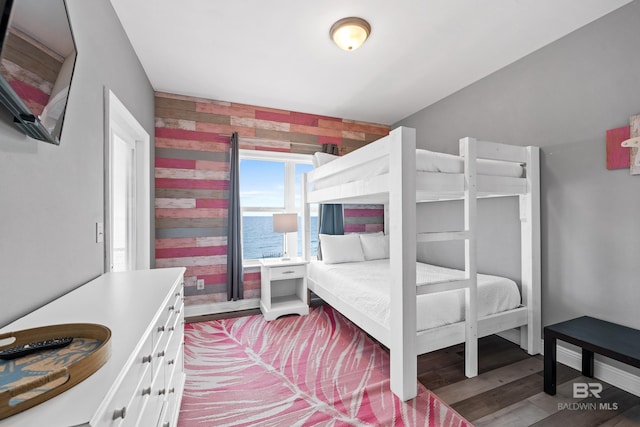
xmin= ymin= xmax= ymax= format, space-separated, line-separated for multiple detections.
xmin=0 ymin=267 xmax=186 ymax=427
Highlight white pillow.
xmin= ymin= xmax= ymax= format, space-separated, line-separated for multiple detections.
xmin=359 ymin=233 xmax=389 ymax=260
xmin=312 ymin=152 xmax=339 ymax=168
xmin=319 ymin=234 xmax=365 ymax=264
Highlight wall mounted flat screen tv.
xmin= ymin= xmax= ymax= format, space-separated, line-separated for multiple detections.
xmin=0 ymin=0 xmax=76 ymax=145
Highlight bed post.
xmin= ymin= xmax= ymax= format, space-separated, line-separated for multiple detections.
xmin=302 ymin=172 xmax=311 ymax=305
xmin=519 ymin=147 xmax=541 ymax=354
xmin=302 ymin=173 xmax=310 ymax=262
xmin=388 ymin=126 xmax=417 ymax=401
xmin=384 ymin=204 xmax=389 ymax=235
xmin=460 ymin=137 xmax=478 ymax=378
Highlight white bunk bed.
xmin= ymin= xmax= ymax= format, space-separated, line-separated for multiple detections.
xmin=301 ymin=126 xmax=541 ymax=401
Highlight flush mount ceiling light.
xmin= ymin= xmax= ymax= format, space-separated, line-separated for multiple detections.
xmin=330 ymin=17 xmax=371 ymax=51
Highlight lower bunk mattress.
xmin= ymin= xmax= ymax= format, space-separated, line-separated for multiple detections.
xmin=307 ymin=260 xmax=521 ymax=332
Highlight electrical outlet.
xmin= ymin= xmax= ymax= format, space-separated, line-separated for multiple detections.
xmin=196 ymin=279 xmax=205 ymax=290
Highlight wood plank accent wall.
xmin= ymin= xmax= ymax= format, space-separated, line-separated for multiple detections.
xmin=344 ymin=205 xmax=385 ymax=233
xmin=154 ymin=92 xmax=390 ymax=307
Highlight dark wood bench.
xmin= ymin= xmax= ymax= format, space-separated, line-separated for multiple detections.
xmin=544 ymin=316 xmax=640 ymax=395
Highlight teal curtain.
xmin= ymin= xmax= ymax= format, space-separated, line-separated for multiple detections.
xmin=317 ymin=143 xmax=343 ymax=259
xmin=319 ymin=205 xmax=344 ymax=235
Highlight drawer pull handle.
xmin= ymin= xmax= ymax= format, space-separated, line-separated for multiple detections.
xmin=168 ymin=359 xmax=175 ymax=365
xmin=163 ymin=422 xmax=170 ymax=427
xmin=158 ymin=325 xmax=165 ymax=332
xmin=168 ymin=305 xmax=175 ymax=311
xmin=169 ymin=387 xmax=175 ymax=394
xmin=158 ymin=388 xmax=166 ymax=395
xmin=142 ymin=354 xmax=152 ymax=363
xmin=142 ymin=387 xmax=151 ymax=396
xmin=168 ymin=326 xmax=175 ymax=332
xmin=113 ymin=407 xmax=126 ymax=420
xmin=175 ymin=292 xmax=181 ymax=297
xmin=281 ymin=270 xmax=295 ymax=274
xmin=158 ymin=350 xmax=166 ymax=357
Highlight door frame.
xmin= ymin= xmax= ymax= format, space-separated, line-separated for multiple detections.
xmin=104 ymin=88 xmax=150 ymax=272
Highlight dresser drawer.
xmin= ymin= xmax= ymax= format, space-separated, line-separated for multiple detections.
xmin=269 ymin=264 xmax=306 ymax=280
xmin=120 ymin=365 xmax=153 ymax=427
xmin=152 ymin=289 xmax=183 ymax=368
xmin=158 ymin=350 xmax=185 ymax=427
xmin=167 ymin=347 xmax=184 ymax=398
xmin=166 ymin=319 xmax=183 ymax=363
xmin=153 ymin=313 xmax=171 ymax=356
xmin=153 ymin=320 xmax=172 ymax=374
xmin=170 ymin=287 xmax=183 ymax=308
xmin=145 ymin=355 xmax=169 ymax=425
xmin=97 ymin=332 xmax=154 ymax=426
xmin=156 ymin=395 xmax=175 ymax=427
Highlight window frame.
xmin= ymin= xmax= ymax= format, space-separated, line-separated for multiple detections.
xmin=239 ymin=149 xmax=317 ymax=262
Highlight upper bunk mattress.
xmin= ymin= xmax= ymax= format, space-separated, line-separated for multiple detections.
xmin=312 ymin=149 xmax=524 ymax=190
xmin=307 ymin=259 xmax=521 ymax=332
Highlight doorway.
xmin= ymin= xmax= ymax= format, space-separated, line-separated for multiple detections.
xmin=105 ymin=89 xmax=150 ymax=272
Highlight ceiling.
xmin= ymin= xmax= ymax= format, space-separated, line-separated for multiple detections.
xmin=109 ymin=0 xmax=632 ymax=125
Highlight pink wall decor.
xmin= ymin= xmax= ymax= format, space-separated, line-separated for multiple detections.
xmin=606 ymin=126 xmax=630 ymax=170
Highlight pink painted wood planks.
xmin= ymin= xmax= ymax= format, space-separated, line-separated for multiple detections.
xmin=154 ymin=91 xmax=390 ymax=305
xmin=606 ymin=126 xmax=630 ymax=169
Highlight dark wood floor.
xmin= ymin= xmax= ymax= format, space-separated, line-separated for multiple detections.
xmin=419 ymin=335 xmax=640 ymax=426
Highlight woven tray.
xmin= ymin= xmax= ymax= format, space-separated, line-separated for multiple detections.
xmin=0 ymin=323 xmax=111 ymax=421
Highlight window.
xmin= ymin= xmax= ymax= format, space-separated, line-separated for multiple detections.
xmin=239 ymin=150 xmax=318 ymax=260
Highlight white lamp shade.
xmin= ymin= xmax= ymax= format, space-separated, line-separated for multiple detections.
xmin=273 ymin=213 xmax=298 ymax=233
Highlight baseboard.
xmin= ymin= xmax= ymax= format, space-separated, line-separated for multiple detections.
xmin=496 ymin=328 xmax=520 ymax=345
xmin=185 ymin=292 xmax=325 ymax=319
xmin=184 ymin=298 xmax=260 ymax=318
xmin=553 ymin=342 xmax=640 ymax=397
xmin=497 ymin=329 xmax=640 ymax=396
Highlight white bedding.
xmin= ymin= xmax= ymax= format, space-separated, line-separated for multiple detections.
xmin=307 ymin=259 xmax=521 ymax=332
xmin=313 ymin=148 xmax=524 ymax=190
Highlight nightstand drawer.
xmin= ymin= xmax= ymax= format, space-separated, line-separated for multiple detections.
xmin=269 ymin=265 xmax=306 ymax=280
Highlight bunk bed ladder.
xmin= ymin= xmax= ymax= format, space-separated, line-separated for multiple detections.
xmin=414 ymin=137 xmax=478 ymax=378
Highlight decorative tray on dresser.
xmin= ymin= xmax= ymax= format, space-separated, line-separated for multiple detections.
xmin=0 ymin=323 xmax=112 ymax=420
xmin=0 ymin=267 xmax=186 ymax=427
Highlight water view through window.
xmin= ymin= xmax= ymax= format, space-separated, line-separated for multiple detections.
xmin=242 ymin=215 xmax=318 ymax=259
xmin=240 ymin=156 xmax=318 ymax=259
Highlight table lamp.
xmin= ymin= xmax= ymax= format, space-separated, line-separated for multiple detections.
xmin=273 ymin=213 xmax=298 ymax=260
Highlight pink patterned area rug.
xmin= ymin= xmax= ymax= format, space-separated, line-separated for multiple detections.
xmin=178 ymin=305 xmax=471 ymax=426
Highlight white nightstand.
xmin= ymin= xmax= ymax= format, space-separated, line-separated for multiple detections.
xmin=259 ymin=258 xmax=309 ymax=321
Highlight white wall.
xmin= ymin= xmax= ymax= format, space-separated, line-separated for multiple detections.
xmin=0 ymin=0 xmax=155 ymax=327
